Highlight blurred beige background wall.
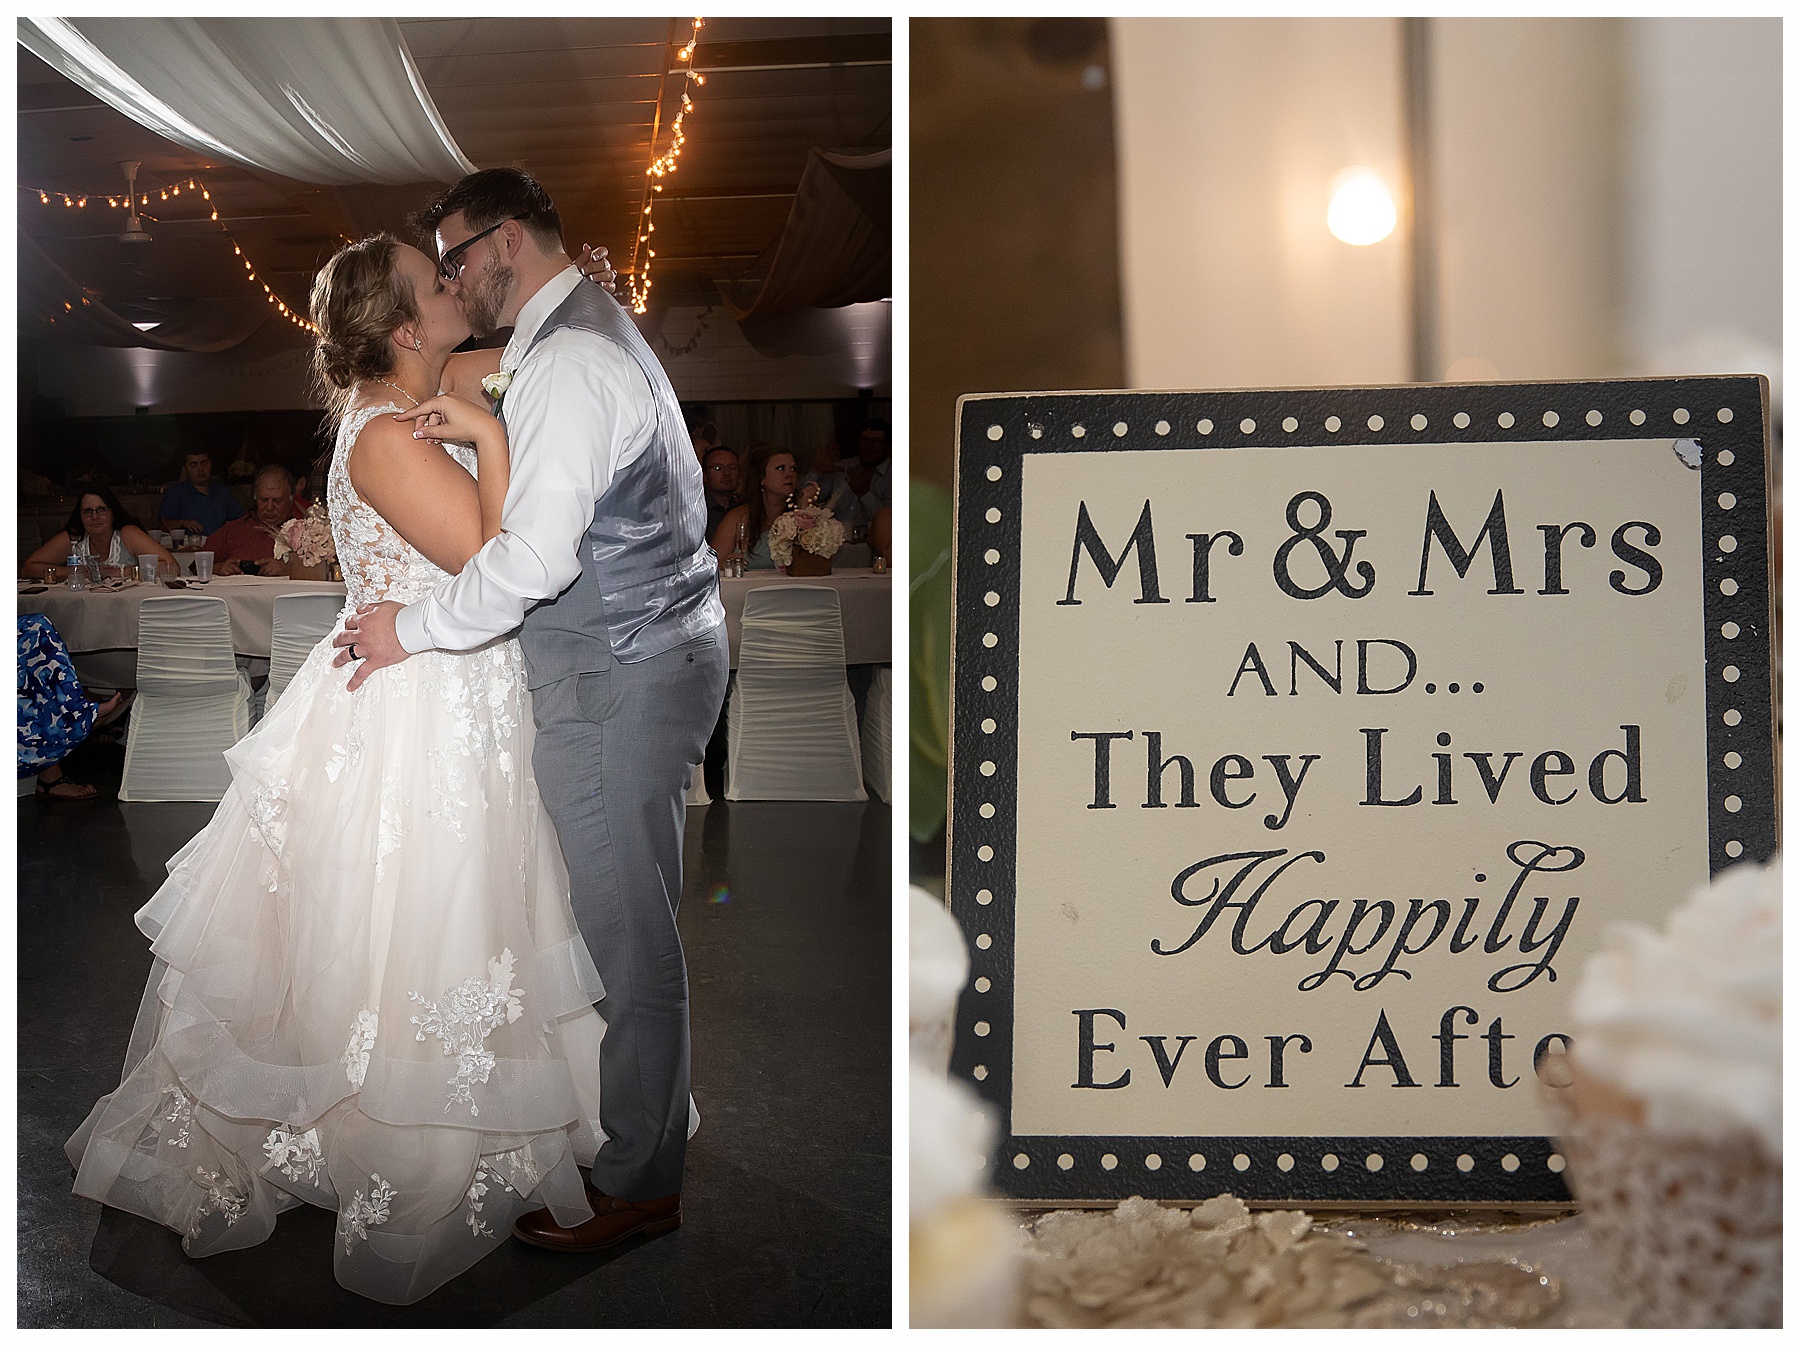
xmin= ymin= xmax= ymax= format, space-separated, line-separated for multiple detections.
xmin=1112 ymin=17 xmax=1780 ymax=393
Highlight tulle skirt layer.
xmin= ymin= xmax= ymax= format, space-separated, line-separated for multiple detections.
xmin=67 ymin=628 xmax=609 ymax=1305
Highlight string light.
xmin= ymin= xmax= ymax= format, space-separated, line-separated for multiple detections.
xmin=624 ymin=17 xmax=705 ymax=315
xmin=23 ymin=175 xmax=315 ymax=333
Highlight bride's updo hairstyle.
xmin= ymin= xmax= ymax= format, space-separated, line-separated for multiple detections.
xmin=309 ymin=232 xmax=420 ymax=430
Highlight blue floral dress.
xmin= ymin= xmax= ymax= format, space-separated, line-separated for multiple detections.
xmin=18 ymin=614 xmax=98 ymax=777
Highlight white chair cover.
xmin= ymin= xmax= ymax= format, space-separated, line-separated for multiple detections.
xmin=862 ymin=663 xmax=892 ymax=803
xmin=726 ymin=586 xmax=866 ymax=802
xmin=119 ymin=594 xmax=251 ymax=802
xmin=685 ymin=764 xmax=711 ymax=807
xmin=266 ymin=590 xmax=346 ymax=712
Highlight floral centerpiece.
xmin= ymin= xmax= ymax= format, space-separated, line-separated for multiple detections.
xmin=278 ymin=502 xmax=339 ymax=574
xmin=768 ymin=504 xmax=846 ymax=575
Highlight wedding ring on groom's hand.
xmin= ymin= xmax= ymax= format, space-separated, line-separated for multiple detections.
xmin=348 ymin=644 xmax=359 ymax=661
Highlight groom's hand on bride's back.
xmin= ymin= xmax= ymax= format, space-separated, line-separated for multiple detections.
xmin=332 ymin=600 xmax=409 ymax=692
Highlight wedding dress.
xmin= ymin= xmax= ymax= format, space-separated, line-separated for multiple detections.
xmin=67 ymin=400 xmax=614 ymax=1305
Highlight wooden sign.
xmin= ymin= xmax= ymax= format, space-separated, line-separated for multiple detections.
xmin=946 ymin=377 xmax=1773 ymax=1205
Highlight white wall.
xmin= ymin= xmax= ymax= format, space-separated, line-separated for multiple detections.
xmin=1112 ymin=18 xmax=1409 ymax=390
xmin=1432 ymin=18 xmax=1624 ymax=382
xmin=1622 ymin=18 xmax=1781 ymax=392
xmin=25 ymin=300 xmax=892 ymax=416
xmin=650 ymin=301 xmax=892 ymax=402
xmin=24 ymin=329 xmax=317 ymax=417
xmin=1112 ymin=18 xmax=1780 ymax=393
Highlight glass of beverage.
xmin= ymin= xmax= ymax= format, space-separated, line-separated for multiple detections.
xmin=194 ymin=551 xmax=214 ymax=582
xmin=138 ymin=554 xmax=159 ymax=583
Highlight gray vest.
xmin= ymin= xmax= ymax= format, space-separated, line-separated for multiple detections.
xmin=509 ymin=280 xmax=723 ymax=683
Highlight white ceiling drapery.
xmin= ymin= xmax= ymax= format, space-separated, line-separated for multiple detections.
xmin=18 ymin=17 xmax=474 ymax=186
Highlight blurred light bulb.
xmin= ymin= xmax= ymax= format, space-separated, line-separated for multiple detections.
xmin=1327 ymin=169 xmax=1397 ymax=246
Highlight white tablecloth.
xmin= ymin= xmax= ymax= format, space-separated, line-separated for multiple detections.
xmin=18 ymin=575 xmax=348 ymax=661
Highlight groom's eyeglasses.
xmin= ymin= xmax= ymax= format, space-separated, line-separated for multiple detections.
xmin=437 ymin=216 xmax=527 ymax=282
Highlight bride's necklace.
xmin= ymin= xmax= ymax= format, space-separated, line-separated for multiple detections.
xmin=370 ymin=376 xmax=421 ymax=408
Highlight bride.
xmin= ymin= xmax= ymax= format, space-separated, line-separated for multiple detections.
xmin=66 ymin=234 xmax=633 ymax=1305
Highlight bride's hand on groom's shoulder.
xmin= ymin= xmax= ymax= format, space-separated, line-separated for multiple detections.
xmin=395 ymin=396 xmax=500 ymax=451
xmin=577 ymin=244 xmax=616 ymax=295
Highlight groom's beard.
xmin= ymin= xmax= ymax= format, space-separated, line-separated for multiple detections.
xmin=459 ymin=255 xmax=515 ymax=338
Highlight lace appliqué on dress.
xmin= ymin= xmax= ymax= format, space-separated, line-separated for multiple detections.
xmin=262 ymin=1125 xmax=326 ymax=1184
xmin=408 ymin=950 xmax=525 ymax=1116
xmin=343 ymin=1010 xmax=379 ymax=1089
xmin=340 ymin=1174 xmax=396 ymax=1254
xmin=150 ymin=1085 xmax=194 ymax=1150
xmin=190 ymin=1166 xmax=249 ymax=1236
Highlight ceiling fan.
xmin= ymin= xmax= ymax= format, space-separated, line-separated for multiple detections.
xmin=117 ymin=160 xmax=151 ymax=245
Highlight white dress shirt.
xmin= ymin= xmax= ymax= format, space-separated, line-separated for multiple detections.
xmin=395 ymin=266 xmax=656 ymax=654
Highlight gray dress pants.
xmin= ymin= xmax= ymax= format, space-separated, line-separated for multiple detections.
xmin=528 ymin=624 xmax=729 ymax=1200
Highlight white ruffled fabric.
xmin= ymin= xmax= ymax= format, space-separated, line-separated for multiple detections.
xmin=66 ymin=401 xmax=611 ymax=1305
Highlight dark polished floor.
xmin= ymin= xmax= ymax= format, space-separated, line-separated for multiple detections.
xmin=19 ymin=735 xmax=892 ymax=1327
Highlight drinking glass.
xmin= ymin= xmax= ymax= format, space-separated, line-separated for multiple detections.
xmin=194 ymin=551 xmax=214 ymax=582
xmin=138 ymin=554 xmax=159 ymax=583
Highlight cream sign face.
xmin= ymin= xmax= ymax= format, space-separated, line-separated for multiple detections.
xmin=947 ymin=379 xmax=1772 ymax=1205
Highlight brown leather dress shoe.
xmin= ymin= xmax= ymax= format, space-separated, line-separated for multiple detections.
xmin=512 ymin=1184 xmax=681 ymax=1252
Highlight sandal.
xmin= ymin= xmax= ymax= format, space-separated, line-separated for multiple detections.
xmin=91 ymin=690 xmax=133 ymax=730
xmin=35 ymin=767 xmax=98 ymax=801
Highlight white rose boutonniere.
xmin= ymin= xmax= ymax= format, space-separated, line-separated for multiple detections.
xmin=481 ymin=370 xmax=513 ymax=408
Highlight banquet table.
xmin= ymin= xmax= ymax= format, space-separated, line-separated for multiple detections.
xmin=18 ymin=575 xmax=347 ymax=689
xmin=19 ymin=568 xmax=891 ymax=683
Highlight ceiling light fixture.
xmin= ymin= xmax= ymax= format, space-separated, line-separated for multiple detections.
xmin=25 ymin=170 xmax=316 ymax=334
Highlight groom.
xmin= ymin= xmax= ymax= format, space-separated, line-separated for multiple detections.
xmin=333 ymin=167 xmax=728 ymax=1250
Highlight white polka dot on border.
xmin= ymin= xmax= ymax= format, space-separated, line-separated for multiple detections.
xmin=986 ymin=424 xmax=1003 ymax=441
xmin=1283 ymin=416 xmax=1298 ymax=433
xmin=1154 ymin=420 xmax=1170 ymax=436
xmin=1112 ymin=421 xmax=1128 ymax=437
xmin=1585 ymin=409 xmax=1602 ymax=426
xmin=1197 ymin=418 xmax=1213 ymax=434
xmin=1240 ymin=418 xmax=1256 ymax=434
xmin=1543 ymin=410 xmax=1560 ymax=428
xmin=1453 ymin=412 xmax=1470 ymax=429
xmin=1498 ymin=412 xmax=1515 ymax=428
xmin=1325 ymin=416 xmax=1341 ymax=433
xmin=1367 ymin=414 xmax=1384 ymax=431
xmin=1410 ymin=413 xmax=1427 ymax=431
xmin=1629 ymin=409 xmax=1646 ymax=425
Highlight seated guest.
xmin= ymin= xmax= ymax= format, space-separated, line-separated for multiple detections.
xmin=845 ymin=418 xmax=891 ymax=521
xmin=19 ymin=614 xmax=129 ymax=799
xmin=805 ymin=438 xmax=869 ymax=534
xmin=22 ymin=486 xmax=173 ymax=580
xmin=207 ymin=466 xmax=303 ymax=575
xmin=702 ymin=445 xmax=741 ymax=540
xmin=710 ymin=444 xmax=820 ymax=571
xmin=158 ymin=449 xmax=244 ymax=537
